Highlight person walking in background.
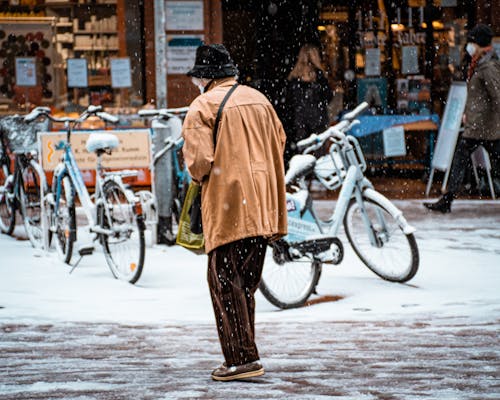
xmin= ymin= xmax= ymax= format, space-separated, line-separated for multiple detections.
xmin=182 ymin=44 xmax=287 ymax=381
xmin=424 ymin=24 xmax=500 ymax=213
xmin=283 ymin=43 xmax=333 ymax=166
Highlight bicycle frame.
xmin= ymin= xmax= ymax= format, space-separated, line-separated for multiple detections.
xmin=53 ymin=140 xmax=98 ymax=228
xmin=289 ymin=132 xmax=415 ymax=250
xmin=291 ymin=128 xmax=415 ymax=253
xmin=51 ymin=128 xmax=133 ymax=239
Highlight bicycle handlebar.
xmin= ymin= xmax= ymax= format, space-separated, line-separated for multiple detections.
xmin=342 ymin=101 xmax=369 ymax=122
xmin=295 ymin=102 xmax=369 ymax=153
xmin=139 ymin=106 xmax=189 ymax=120
xmin=153 ymin=136 xmax=184 ymax=165
xmin=96 ymin=111 xmax=120 ymax=124
xmin=23 ymin=106 xmax=52 ymax=122
xmin=23 ymin=105 xmax=120 ymax=125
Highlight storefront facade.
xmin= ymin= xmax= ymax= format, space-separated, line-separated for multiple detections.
xmin=0 ymin=1 xmax=498 ymax=114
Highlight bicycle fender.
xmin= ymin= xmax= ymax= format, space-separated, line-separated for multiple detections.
xmin=362 ymin=188 xmax=416 ymax=235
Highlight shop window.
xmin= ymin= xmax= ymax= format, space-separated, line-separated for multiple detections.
xmin=0 ymin=1 xmax=145 ymax=113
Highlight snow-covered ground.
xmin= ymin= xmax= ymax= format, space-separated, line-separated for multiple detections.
xmin=1 ymin=199 xmax=499 ymax=399
xmin=1 ymin=199 xmax=499 ymax=325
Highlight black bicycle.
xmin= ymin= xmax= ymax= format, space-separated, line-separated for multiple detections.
xmin=0 ymin=113 xmax=49 ymax=248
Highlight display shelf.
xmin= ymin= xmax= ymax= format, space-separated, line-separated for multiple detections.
xmin=73 ymin=46 xmax=118 ymax=51
xmin=74 ymin=30 xmax=117 ymax=34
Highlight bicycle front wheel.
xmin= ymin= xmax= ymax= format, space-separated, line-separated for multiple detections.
xmin=99 ymin=181 xmax=145 ymax=284
xmin=344 ymin=197 xmax=419 ymax=283
xmin=53 ymin=174 xmax=76 ymax=264
xmin=20 ymin=160 xmax=47 ymax=248
xmin=259 ymin=241 xmax=322 ymax=309
xmin=0 ymin=157 xmax=15 ymax=234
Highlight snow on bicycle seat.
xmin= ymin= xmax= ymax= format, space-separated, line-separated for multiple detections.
xmin=285 ymin=154 xmax=316 ymax=184
xmin=86 ymin=133 xmax=119 ymax=153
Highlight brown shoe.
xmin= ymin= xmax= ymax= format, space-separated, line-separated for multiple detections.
xmin=211 ymin=360 xmax=264 ymax=381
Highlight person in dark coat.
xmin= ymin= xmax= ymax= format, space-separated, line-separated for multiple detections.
xmin=424 ymin=24 xmax=500 ymax=213
xmin=283 ymin=44 xmax=333 ymax=166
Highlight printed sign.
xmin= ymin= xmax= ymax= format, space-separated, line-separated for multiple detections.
xmin=402 ymin=46 xmax=419 ymax=75
xmin=38 ymin=129 xmax=151 ymax=171
xmin=365 ymin=48 xmax=381 ymax=76
xmin=383 ymin=126 xmax=406 ymax=157
xmin=67 ymin=58 xmax=88 ymax=88
xmin=166 ymin=35 xmax=204 ymax=74
xmin=110 ymin=58 xmax=132 ymax=88
xmin=431 ymin=82 xmax=467 ymax=171
xmin=165 ymin=1 xmax=204 ymax=31
xmin=15 ymin=57 xmax=37 ymax=86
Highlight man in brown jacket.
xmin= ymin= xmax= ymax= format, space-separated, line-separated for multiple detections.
xmin=425 ymin=24 xmax=500 ymax=212
xmin=182 ymin=44 xmax=287 ymax=381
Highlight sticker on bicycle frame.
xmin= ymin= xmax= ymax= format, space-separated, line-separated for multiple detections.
xmin=285 ymin=213 xmax=321 ymax=243
xmin=286 ymin=199 xmax=296 ymax=212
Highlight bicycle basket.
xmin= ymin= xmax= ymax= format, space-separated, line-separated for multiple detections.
xmin=0 ymin=115 xmax=49 ymax=154
xmin=314 ymin=146 xmax=346 ymax=190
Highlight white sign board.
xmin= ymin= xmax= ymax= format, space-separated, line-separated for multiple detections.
xmin=15 ymin=57 xmax=37 ymax=87
xmin=383 ymin=126 xmax=406 ymax=157
xmin=402 ymin=46 xmax=419 ymax=75
xmin=39 ymin=129 xmax=152 ymax=171
xmin=165 ymin=1 xmax=204 ymax=31
xmin=110 ymin=58 xmax=132 ymax=88
xmin=365 ymin=48 xmax=381 ymax=76
xmin=67 ymin=58 xmax=88 ymax=88
xmin=431 ymin=82 xmax=467 ymax=171
xmin=166 ymin=35 xmax=204 ymax=74
xmin=425 ymin=82 xmax=468 ymax=196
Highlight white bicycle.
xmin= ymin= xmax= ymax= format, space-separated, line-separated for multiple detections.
xmin=25 ymin=105 xmax=146 ymax=283
xmin=260 ymin=102 xmax=419 ymax=309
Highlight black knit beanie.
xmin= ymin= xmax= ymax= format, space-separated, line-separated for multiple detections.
xmin=467 ymin=24 xmax=493 ymax=47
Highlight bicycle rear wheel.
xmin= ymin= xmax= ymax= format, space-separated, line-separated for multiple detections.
xmin=0 ymin=156 xmax=15 ymax=234
xmin=344 ymin=197 xmax=419 ymax=283
xmin=99 ymin=180 xmax=145 ymax=284
xmin=53 ymin=174 xmax=76 ymax=264
xmin=259 ymin=241 xmax=322 ymax=309
xmin=19 ymin=160 xmax=47 ymax=248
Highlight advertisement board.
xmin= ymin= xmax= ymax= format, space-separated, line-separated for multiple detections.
xmin=38 ymin=129 xmax=152 ymax=186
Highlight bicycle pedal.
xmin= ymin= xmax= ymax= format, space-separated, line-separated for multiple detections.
xmin=78 ymin=244 xmax=95 ymax=256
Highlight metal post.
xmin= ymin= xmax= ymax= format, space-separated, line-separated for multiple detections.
xmin=154 ymin=0 xmax=167 ymax=108
xmin=152 ymin=0 xmax=173 ymax=244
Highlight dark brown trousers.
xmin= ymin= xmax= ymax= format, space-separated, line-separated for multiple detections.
xmin=207 ymin=236 xmax=268 ymax=367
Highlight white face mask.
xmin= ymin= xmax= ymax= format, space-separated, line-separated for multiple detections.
xmin=466 ymin=43 xmax=477 ymax=57
xmin=191 ymin=77 xmax=206 ymax=94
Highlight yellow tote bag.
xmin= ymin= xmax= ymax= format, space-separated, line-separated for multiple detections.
xmin=176 ymin=182 xmax=205 ymax=253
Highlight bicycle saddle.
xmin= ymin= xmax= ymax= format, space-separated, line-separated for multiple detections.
xmin=86 ymin=133 xmax=119 ymax=153
xmin=285 ymin=154 xmax=316 ymax=185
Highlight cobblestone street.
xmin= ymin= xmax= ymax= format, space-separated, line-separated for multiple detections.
xmin=1 ymin=199 xmax=499 ymax=399
xmin=1 ymin=318 xmax=499 ymax=399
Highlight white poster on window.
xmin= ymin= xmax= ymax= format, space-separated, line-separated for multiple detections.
xmin=166 ymin=35 xmax=204 ymax=74
xmin=402 ymin=46 xmax=419 ymax=75
xmin=165 ymin=1 xmax=204 ymax=31
xmin=110 ymin=58 xmax=132 ymax=88
xmin=365 ymin=48 xmax=381 ymax=76
xmin=383 ymin=126 xmax=406 ymax=157
xmin=67 ymin=58 xmax=88 ymax=88
xmin=15 ymin=57 xmax=37 ymax=87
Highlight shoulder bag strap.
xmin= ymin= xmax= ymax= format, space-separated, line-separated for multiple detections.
xmin=213 ymin=83 xmax=239 ymax=147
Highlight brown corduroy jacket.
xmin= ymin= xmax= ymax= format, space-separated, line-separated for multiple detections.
xmin=182 ymin=77 xmax=288 ymax=253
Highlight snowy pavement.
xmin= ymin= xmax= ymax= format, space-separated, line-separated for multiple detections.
xmin=0 ymin=199 xmax=499 ymax=399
